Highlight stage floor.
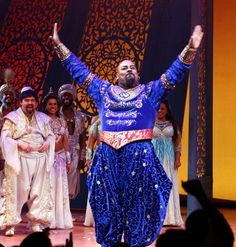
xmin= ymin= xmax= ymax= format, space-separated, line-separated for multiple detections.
xmin=0 ymin=207 xmax=235 ymax=247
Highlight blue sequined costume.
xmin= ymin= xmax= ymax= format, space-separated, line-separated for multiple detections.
xmin=61 ymin=53 xmax=190 ymax=247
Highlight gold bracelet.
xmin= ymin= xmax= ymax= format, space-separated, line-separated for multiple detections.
xmin=82 ymin=72 xmax=95 ymax=88
xmin=65 ymin=151 xmax=71 ymax=164
xmin=54 ymin=43 xmax=72 ymax=61
xmin=179 ymin=45 xmax=197 ymax=65
xmin=161 ymin=74 xmax=175 ymax=90
xmin=86 ymin=148 xmax=93 ymax=161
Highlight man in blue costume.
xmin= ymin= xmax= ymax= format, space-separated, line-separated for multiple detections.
xmin=50 ymin=24 xmax=203 ymax=247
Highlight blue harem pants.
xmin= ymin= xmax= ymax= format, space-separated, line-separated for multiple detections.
xmin=87 ymin=141 xmax=172 ymax=247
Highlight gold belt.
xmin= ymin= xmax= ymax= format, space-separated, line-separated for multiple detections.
xmin=100 ymin=129 xmax=153 ymax=150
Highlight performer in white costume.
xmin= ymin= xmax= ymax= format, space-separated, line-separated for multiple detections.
xmin=0 ymin=79 xmax=16 ymax=213
xmin=0 ymin=86 xmax=55 ymax=236
xmin=42 ymin=89 xmax=73 ymax=229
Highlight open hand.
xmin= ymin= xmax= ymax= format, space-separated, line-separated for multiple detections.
xmin=188 ymin=25 xmax=204 ymax=49
xmin=174 ymin=159 xmax=181 ymax=169
xmin=49 ymin=23 xmax=61 ymax=47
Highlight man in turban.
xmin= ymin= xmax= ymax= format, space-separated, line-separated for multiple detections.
xmin=58 ymin=84 xmax=86 ymax=201
xmin=0 ymin=68 xmax=17 ymax=121
xmin=0 ymin=75 xmax=17 ymax=215
xmin=0 ymin=83 xmax=16 ymax=119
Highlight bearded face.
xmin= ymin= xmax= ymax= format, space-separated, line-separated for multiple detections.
xmin=21 ymin=96 xmax=37 ymax=116
xmin=2 ymin=90 xmax=15 ymax=106
xmin=116 ymin=60 xmax=139 ymax=89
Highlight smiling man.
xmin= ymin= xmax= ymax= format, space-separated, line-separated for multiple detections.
xmin=50 ymin=24 xmax=203 ymax=247
xmin=0 ymin=86 xmax=55 ymax=236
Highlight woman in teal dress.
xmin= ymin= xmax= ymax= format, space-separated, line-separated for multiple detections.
xmin=152 ymin=100 xmax=183 ymax=226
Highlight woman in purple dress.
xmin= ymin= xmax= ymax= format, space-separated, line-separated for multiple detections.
xmin=42 ymin=91 xmax=73 ymax=229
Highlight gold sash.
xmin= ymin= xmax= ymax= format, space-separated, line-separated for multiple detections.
xmin=100 ymin=129 xmax=153 ymax=150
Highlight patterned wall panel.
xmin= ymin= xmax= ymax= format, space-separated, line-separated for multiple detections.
xmin=196 ymin=0 xmax=207 ymax=178
xmin=75 ymin=0 xmax=154 ymax=115
xmin=0 ymin=0 xmax=68 ymax=101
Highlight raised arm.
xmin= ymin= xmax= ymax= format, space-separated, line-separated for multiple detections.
xmin=149 ymin=26 xmax=204 ymax=109
xmin=49 ymin=23 xmax=93 ymax=85
xmin=49 ymin=23 xmax=108 ymax=107
xmin=49 ymin=23 xmax=61 ymax=47
xmin=178 ymin=25 xmax=203 ymax=67
xmin=188 ymin=25 xmax=204 ymax=49
xmin=164 ymin=25 xmax=204 ymax=88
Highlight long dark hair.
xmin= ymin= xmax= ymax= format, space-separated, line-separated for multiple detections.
xmin=42 ymin=93 xmax=60 ymax=117
xmin=161 ymin=99 xmax=180 ymax=144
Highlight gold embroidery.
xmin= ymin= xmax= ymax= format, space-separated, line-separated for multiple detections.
xmin=107 ymin=119 xmax=136 ymax=126
xmin=161 ymin=74 xmax=175 ymax=90
xmin=104 ymin=94 xmax=144 ymax=109
xmin=27 ymin=171 xmax=53 ymax=227
xmin=83 ymin=72 xmax=95 ymax=89
xmin=0 ymin=166 xmax=19 ymax=228
xmin=105 ymin=109 xmax=138 ymax=118
xmin=179 ymin=45 xmax=197 ymax=65
xmin=111 ymin=84 xmax=145 ymax=101
xmin=54 ymin=43 xmax=72 ymax=61
xmin=100 ymin=129 xmax=153 ymax=149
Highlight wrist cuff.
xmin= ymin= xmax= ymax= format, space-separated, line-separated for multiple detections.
xmin=65 ymin=151 xmax=71 ymax=164
xmin=54 ymin=43 xmax=72 ymax=61
xmin=86 ymin=148 xmax=93 ymax=161
xmin=179 ymin=45 xmax=197 ymax=65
